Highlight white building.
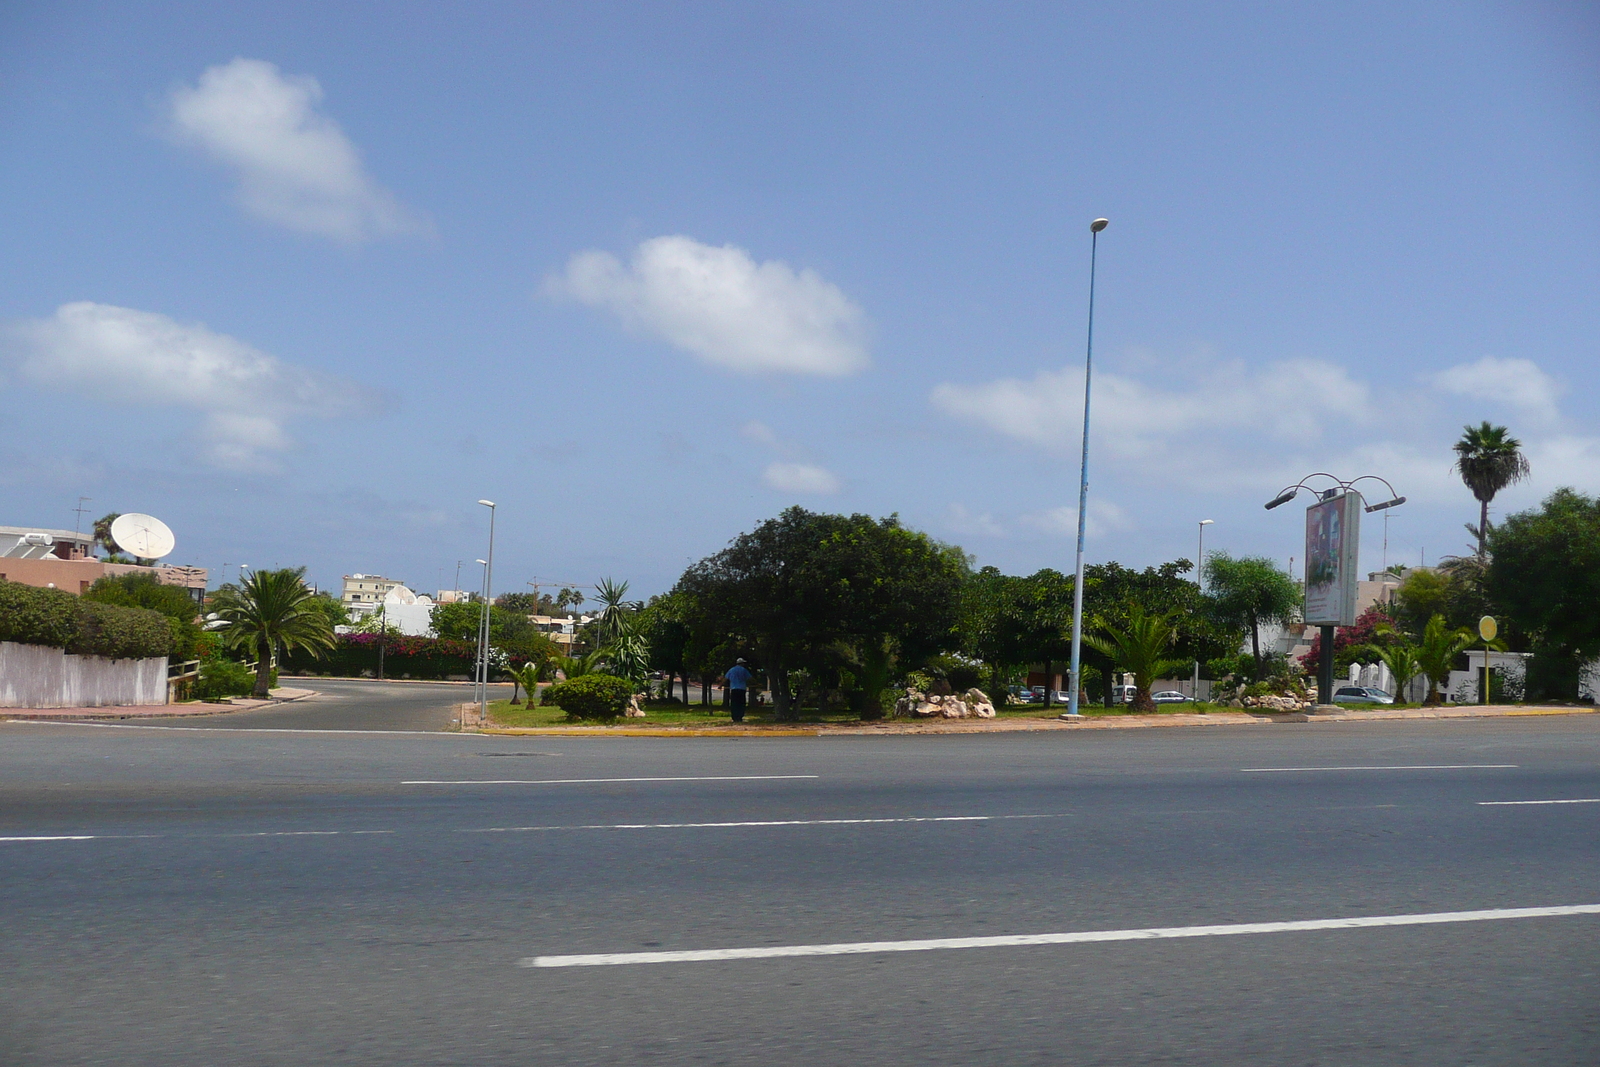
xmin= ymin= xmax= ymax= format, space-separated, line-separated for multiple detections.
xmin=342 ymin=574 xmax=406 ymax=617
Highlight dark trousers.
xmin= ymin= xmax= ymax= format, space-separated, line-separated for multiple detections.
xmin=728 ymin=688 xmax=748 ymax=721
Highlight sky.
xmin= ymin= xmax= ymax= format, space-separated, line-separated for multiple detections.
xmin=2 ymin=1 xmax=1597 ymax=601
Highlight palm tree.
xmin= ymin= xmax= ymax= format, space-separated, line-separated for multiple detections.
xmin=1351 ymin=634 xmax=1422 ymax=704
xmin=1084 ymin=606 xmax=1189 ymax=713
xmin=1453 ymin=422 xmax=1530 ymax=558
xmin=1415 ymin=614 xmax=1475 ymax=706
xmin=592 ymin=578 xmax=640 ymax=647
xmin=210 ymin=567 xmax=337 ymax=698
xmin=508 ymin=661 xmax=547 ymax=706
xmin=555 ymin=648 xmax=610 ymax=680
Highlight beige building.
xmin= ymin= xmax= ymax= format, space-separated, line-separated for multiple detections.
xmin=342 ymin=574 xmax=407 ymax=616
xmin=0 ymin=525 xmax=206 ymax=599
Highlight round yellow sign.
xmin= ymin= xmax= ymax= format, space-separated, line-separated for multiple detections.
xmin=1479 ymin=615 xmax=1498 ymax=642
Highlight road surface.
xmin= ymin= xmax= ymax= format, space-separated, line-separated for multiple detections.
xmin=2 ymin=711 xmax=1596 ymax=1064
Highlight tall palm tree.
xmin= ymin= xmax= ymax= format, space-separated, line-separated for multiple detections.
xmin=211 ymin=567 xmax=337 ymax=698
xmin=1414 ymin=614 xmax=1475 ymax=706
xmin=1084 ymin=606 xmax=1189 ymax=713
xmin=1453 ymin=422 xmax=1530 ymax=558
xmin=592 ymin=577 xmax=641 ymax=648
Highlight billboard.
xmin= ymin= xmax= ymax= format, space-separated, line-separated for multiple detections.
xmin=1304 ymin=491 xmax=1362 ymax=626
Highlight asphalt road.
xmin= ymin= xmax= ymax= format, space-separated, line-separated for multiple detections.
xmin=2 ymin=713 xmax=1597 ymax=1065
xmin=141 ymin=677 xmax=514 ymax=732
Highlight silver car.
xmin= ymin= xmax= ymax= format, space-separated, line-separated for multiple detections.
xmin=1151 ymin=690 xmax=1194 ymax=705
xmin=1331 ymin=685 xmax=1394 ymax=705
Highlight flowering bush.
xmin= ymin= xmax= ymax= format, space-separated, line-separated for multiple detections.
xmin=1299 ymin=606 xmax=1397 ymax=672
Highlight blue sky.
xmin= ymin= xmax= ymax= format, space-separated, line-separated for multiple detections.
xmin=3 ymin=1 xmax=1597 ymax=599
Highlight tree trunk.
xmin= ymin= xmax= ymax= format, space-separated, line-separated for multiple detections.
xmin=253 ymin=635 xmax=273 ymax=699
xmin=856 ymin=637 xmax=892 ymax=721
xmin=1042 ymin=658 xmax=1052 ymax=707
xmin=1131 ymin=683 xmax=1156 ymax=713
xmin=1479 ymin=498 xmax=1490 ymax=558
xmin=1249 ymin=614 xmax=1262 ymax=680
xmin=766 ymin=643 xmax=796 ymax=721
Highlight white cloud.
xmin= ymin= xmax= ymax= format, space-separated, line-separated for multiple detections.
xmin=930 ymin=357 xmax=1371 ymax=459
xmin=1431 ymin=355 xmax=1562 ymax=420
xmin=548 ymin=236 xmax=870 ymax=375
xmin=169 ymin=57 xmax=424 ymax=242
xmin=1022 ymin=500 xmax=1133 ymax=539
xmin=946 ymin=503 xmax=1005 ymax=538
xmin=762 ymin=461 xmax=842 ymax=495
xmin=7 ymin=302 xmax=377 ymax=470
xmin=740 ymin=420 xmax=781 ymax=448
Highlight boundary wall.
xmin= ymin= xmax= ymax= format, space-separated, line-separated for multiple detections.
xmin=0 ymin=641 xmax=167 ymax=708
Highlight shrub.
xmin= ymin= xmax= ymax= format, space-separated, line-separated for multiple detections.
xmin=541 ymin=673 xmax=634 ymax=720
xmin=0 ymin=580 xmax=174 ymax=660
xmin=195 ymin=657 xmax=257 ymax=699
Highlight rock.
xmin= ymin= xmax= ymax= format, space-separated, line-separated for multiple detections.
xmin=914 ymin=702 xmax=940 ymax=718
xmin=624 ymin=694 xmax=647 ymax=717
xmin=941 ymin=700 xmax=969 ymax=719
xmin=970 ymin=702 xmax=996 ymax=718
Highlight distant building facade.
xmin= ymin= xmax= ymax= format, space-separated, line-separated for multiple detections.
xmin=1 ymin=524 xmax=206 ymax=599
xmin=342 ymin=574 xmax=407 ymax=617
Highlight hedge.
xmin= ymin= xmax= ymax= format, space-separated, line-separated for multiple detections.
xmin=0 ymin=579 xmax=174 ymax=660
xmin=280 ymin=633 xmax=480 ymax=679
xmin=540 ymin=673 xmax=634 ymax=720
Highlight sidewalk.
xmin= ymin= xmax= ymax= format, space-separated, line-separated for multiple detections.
xmin=472 ymin=704 xmax=1597 ymax=737
xmin=2 ymin=687 xmax=318 ymax=721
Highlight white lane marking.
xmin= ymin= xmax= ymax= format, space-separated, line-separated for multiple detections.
xmin=1242 ymin=764 xmax=1519 ymax=772
xmin=402 ymin=775 xmax=820 ymax=785
xmin=465 ymin=813 xmax=1069 ymax=833
xmin=1479 ymin=798 xmax=1600 ymax=806
xmin=226 ymin=830 xmax=398 ymax=837
xmin=6 ymin=722 xmax=485 ymax=737
xmin=521 ymin=904 xmax=1600 ymax=968
xmin=0 ymin=835 xmax=99 ymax=842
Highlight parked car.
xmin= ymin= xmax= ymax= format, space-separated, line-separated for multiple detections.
xmin=1331 ymin=685 xmax=1394 ymax=705
xmin=1110 ymin=684 xmax=1138 ymax=704
xmin=1150 ymin=691 xmax=1194 ymax=705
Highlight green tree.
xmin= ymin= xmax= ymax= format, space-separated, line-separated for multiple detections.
xmin=1204 ymin=553 xmax=1301 ymax=679
xmin=1453 ymin=422 xmax=1530 ymax=558
xmin=1415 ymin=614 xmax=1476 ymax=705
xmin=1083 ymin=606 xmax=1189 ymax=712
xmin=1485 ymin=488 xmax=1600 ymax=700
xmin=1350 ymin=623 xmax=1422 ymax=704
xmin=300 ymin=591 xmax=351 ymax=631
xmin=641 ymin=593 xmax=692 ymax=702
xmin=591 ymin=577 xmax=642 ymax=649
xmin=675 ymin=507 xmax=967 ymax=721
xmin=83 ymin=572 xmax=202 ymax=659
xmin=210 ymin=567 xmax=336 ymax=698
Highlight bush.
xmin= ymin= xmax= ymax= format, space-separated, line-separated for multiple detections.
xmin=0 ymin=580 xmax=174 ymax=660
xmin=280 ymin=633 xmax=479 ymax=679
xmin=541 ymin=673 xmax=634 ymax=720
xmin=195 ymin=658 xmax=257 ymax=699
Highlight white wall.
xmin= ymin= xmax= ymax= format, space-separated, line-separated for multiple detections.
xmin=0 ymin=641 xmax=167 ymax=708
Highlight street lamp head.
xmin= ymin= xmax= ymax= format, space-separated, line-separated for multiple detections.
xmin=1264 ymin=490 xmax=1298 ymax=510
xmin=477 ymin=499 xmax=495 ymax=508
xmin=475 ymin=559 xmax=487 ymax=566
xmin=1199 ymin=518 xmax=1215 ymax=526
xmin=1365 ymin=496 xmax=1407 ymax=513
xmin=1090 ymin=218 xmax=1109 ymax=233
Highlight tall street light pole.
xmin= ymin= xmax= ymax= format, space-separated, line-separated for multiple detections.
xmin=1193 ymin=519 xmax=1214 ymax=699
xmin=1066 ymin=217 xmax=1109 ymax=720
xmin=475 ymin=499 xmax=497 ymax=723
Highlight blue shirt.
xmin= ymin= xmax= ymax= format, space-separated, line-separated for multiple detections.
xmin=726 ymin=665 xmax=752 ymax=690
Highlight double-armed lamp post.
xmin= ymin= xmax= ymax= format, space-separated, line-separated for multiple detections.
xmin=1264 ymin=474 xmax=1404 ymax=706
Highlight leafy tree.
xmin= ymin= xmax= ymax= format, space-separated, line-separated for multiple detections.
xmin=1485 ymin=488 xmax=1600 ymax=700
xmin=301 ymin=592 xmax=351 ymax=630
xmin=210 ymin=567 xmax=336 ymax=697
xmin=1083 ymin=606 xmax=1189 ymax=712
xmin=495 ymin=591 xmax=544 ymax=615
xmin=1415 ymin=614 xmax=1475 ymax=705
xmin=641 ymin=593 xmax=692 ymax=702
xmin=1204 ymin=553 xmax=1301 ymax=679
xmin=430 ymin=601 xmax=535 ymax=644
xmin=674 ymin=507 xmax=967 ymax=721
xmin=1453 ymin=422 xmax=1530 ymax=558
xmin=83 ymin=572 xmax=202 ymax=659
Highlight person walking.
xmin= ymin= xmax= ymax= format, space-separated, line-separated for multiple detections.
xmin=725 ymin=658 xmax=753 ymax=722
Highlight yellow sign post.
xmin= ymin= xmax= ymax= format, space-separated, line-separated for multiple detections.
xmin=1478 ymin=616 xmax=1497 ymax=704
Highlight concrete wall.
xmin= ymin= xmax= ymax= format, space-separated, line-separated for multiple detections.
xmin=0 ymin=641 xmax=167 ymax=708
xmin=0 ymin=557 xmax=106 ymax=594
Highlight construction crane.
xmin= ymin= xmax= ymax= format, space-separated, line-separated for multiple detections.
xmin=524 ymin=577 xmax=596 ymax=614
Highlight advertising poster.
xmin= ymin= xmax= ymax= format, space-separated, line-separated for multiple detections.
xmin=1304 ymin=491 xmax=1362 ymax=626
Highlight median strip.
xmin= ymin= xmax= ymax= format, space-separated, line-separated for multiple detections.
xmin=1242 ymin=764 xmax=1519 ymax=773
xmin=401 ymin=775 xmax=820 ymax=785
xmin=520 ymin=904 xmax=1600 ymax=968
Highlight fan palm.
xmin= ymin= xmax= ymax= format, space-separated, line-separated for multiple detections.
xmin=1415 ymin=614 xmax=1475 ymax=706
xmin=210 ymin=567 xmax=336 ymax=698
xmin=1453 ymin=422 xmax=1530 ymax=558
xmin=1083 ymin=606 xmax=1189 ymax=713
xmin=1350 ymin=634 xmax=1422 ymax=704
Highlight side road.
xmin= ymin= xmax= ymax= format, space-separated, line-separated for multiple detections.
xmin=467 ymin=703 xmax=1597 ymax=737
xmin=2 ymin=687 xmax=318 ymax=720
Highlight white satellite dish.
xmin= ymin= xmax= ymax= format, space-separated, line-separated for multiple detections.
xmin=110 ymin=513 xmax=176 ymax=561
